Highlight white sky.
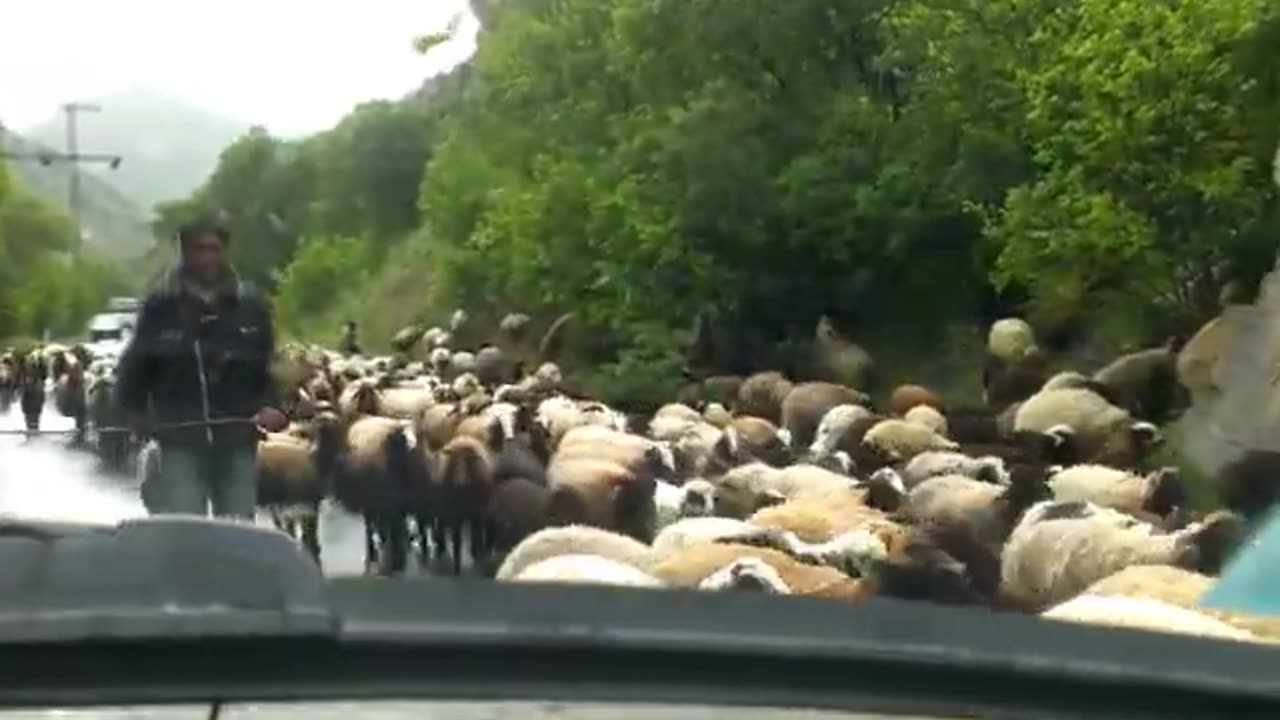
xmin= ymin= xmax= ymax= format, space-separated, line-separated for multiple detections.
xmin=0 ymin=0 xmax=478 ymax=136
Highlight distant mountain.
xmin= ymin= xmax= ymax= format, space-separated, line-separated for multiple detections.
xmin=21 ymin=86 xmax=250 ymax=210
xmin=2 ymin=131 xmax=154 ymax=261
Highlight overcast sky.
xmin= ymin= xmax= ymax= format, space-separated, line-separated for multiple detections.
xmin=1 ymin=0 xmax=478 ymax=136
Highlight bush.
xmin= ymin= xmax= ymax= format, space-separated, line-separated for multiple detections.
xmin=273 ymin=235 xmax=371 ymax=333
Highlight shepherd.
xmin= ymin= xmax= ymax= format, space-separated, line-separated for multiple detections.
xmin=115 ymin=218 xmax=287 ymax=519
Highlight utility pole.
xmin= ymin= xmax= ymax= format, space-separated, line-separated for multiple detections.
xmin=0 ymin=103 xmax=123 ymax=263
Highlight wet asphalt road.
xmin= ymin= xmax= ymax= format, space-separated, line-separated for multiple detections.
xmin=0 ymin=403 xmax=368 ymax=577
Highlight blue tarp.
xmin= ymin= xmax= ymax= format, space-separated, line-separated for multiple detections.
xmin=1200 ymin=507 xmax=1280 ymax=615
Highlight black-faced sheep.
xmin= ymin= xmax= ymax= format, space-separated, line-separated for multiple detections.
xmin=1046 ymin=464 xmax=1187 ymax=518
xmin=654 ymin=478 xmax=715 ymax=531
xmin=1013 ymin=387 xmax=1163 ymax=469
xmin=781 ymin=382 xmax=872 ymax=449
xmin=255 ymin=412 xmax=345 ymax=563
xmin=1091 ymin=340 xmax=1185 ymax=422
xmin=891 ymin=467 xmax=1049 ymax=548
xmin=1000 ymin=500 xmax=1246 ymax=611
xmin=901 ymin=451 xmax=1009 ymax=489
xmin=332 ymin=415 xmax=427 ymax=575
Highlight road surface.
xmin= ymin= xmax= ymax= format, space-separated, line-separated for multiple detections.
xmin=0 ymin=404 xmax=368 ymax=577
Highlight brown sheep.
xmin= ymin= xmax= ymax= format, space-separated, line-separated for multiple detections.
xmin=434 ymin=426 xmax=502 ymax=575
xmin=727 ymin=415 xmax=793 ymax=467
xmin=419 ymin=402 xmax=466 ymax=452
xmin=781 ymin=382 xmax=872 ymax=449
xmin=256 ymin=413 xmax=346 ymax=562
xmin=889 ymin=384 xmax=945 ymax=417
xmin=1091 ymin=340 xmax=1184 ymax=422
xmin=736 ymin=371 xmax=795 ymax=424
xmin=651 ymin=542 xmax=868 ymax=602
xmin=545 ymin=457 xmax=658 ymax=543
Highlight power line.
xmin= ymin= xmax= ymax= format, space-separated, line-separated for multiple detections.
xmin=0 ymin=104 xmax=125 ymax=262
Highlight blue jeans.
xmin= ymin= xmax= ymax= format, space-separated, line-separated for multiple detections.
xmin=142 ymin=444 xmax=258 ymax=520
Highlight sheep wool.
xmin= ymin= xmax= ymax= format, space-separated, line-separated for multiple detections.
xmin=651 ymin=542 xmax=867 ymax=603
xmin=698 ymin=558 xmax=792 ymax=594
xmin=903 ymin=404 xmax=948 ymax=437
xmin=862 ymin=419 xmax=958 ymax=462
xmin=511 ymin=554 xmax=666 ymax=589
xmin=809 ymin=403 xmax=875 ymax=458
xmin=902 ymin=451 xmax=1008 ymax=489
xmin=495 ymin=525 xmax=655 ymax=580
xmin=1042 ymin=594 xmax=1261 ymax=644
xmin=1047 ymin=465 xmax=1184 ymax=517
xmin=988 ymin=318 xmax=1037 ymax=362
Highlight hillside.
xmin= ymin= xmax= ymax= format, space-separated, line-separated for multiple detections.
xmin=21 ymin=86 xmax=249 ymax=210
xmin=2 ymin=132 xmax=153 ymax=260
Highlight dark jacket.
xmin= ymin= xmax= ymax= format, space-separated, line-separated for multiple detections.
xmin=115 ymin=267 xmax=277 ymax=448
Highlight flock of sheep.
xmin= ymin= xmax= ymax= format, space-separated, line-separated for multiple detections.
xmin=2 ymin=306 xmax=1279 ymax=647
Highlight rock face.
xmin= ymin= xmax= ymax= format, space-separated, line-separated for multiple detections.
xmin=1178 ymin=144 xmax=1280 ymax=478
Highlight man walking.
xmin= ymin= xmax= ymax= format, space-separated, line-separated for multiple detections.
xmin=116 ymin=218 xmax=286 ymax=519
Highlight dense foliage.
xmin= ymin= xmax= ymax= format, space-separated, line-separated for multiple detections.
xmin=162 ymin=0 xmax=1279 ymax=392
xmin=0 ymin=163 xmax=128 ymax=341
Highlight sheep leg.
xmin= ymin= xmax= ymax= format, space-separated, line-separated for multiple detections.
xmin=450 ymin=521 xmax=464 ymax=575
xmin=299 ymin=511 xmax=321 ymax=565
xmin=431 ymin=518 xmax=448 ymax=560
xmin=468 ymin=517 xmax=492 ymax=567
xmin=363 ymin=514 xmax=381 ymax=574
xmin=414 ymin=514 xmax=435 ymax=566
xmin=377 ymin=515 xmax=409 ymax=576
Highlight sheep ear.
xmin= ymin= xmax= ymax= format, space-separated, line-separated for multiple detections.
xmin=714 ymin=427 xmax=740 ymax=461
xmin=1131 ymin=421 xmax=1163 ymax=447
xmin=776 ymin=428 xmax=793 ymax=448
xmin=757 ymin=488 xmax=787 ymax=509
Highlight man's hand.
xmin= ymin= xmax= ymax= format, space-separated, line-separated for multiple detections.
xmin=255 ymin=406 xmax=288 ymax=433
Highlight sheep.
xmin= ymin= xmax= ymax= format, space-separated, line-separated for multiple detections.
xmin=18 ymin=350 xmax=47 ymax=432
xmin=703 ymin=402 xmax=733 ymax=428
xmin=332 ymin=415 xmax=426 ymax=575
xmin=377 ymin=385 xmax=437 ymax=420
xmin=474 ymin=345 xmax=516 ymax=387
xmin=651 ymin=517 xmax=776 ymax=558
xmin=1073 ymin=564 xmax=1280 ymax=641
xmin=486 ymin=470 xmax=549 ymax=556
xmin=861 ymin=419 xmax=958 ymax=464
xmin=889 ymin=384 xmax=945 ymax=417
xmin=255 ymin=413 xmax=345 ymax=562
xmin=903 ymin=404 xmax=948 ymax=437
xmin=813 ymin=316 xmax=876 ymax=391
xmin=697 ymin=557 xmax=792 ymax=593
xmin=495 ymin=525 xmax=656 ymax=580
xmin=649 ymin=403 xmax=705 ymax=441
xmin=1091 ymin=340 xmax=1184 ymax=422
xmin=1000 ymin=500 xmax=1246 ymax=610
xmin=781 ymin=382 xmax=872 ymax=449
xmin=983 ymin=318 xmax=1050 ymax=411
xmin=727 ymin=416 xmax=792 ymax=467
xmin=554 ymin=426 xmax=674 ymax=480
xmin=1041 ymin=594 xmax=1263 ymax=643
xmin=901 ymin=451 xmax=1009 ymax=489
xmin=1013 ymin=387 xmax=1163 ymax=468
xmin=893 ymin=467 xmax=1049 ymax=548
xmin=52 ymin=357 xmax=89 ymax=443
xmin=736 ymin=371 xmax=794 ymax=424
xmin=713 ymin=462 xmax=848 ymax=519
xmin=338 ymin=377 xmax=381 ymax=419
xmin=86 ymin=374 xmax=130 ymax=469
xmin=537 ymin=396 xmax=628 ymax=450
xmin=545 ymin=455 xmax=659 ymax=543
xmin=509 ymin=554 xmax=666 ymax=588
xmin=435 ymin=427 xmax=503 ymax=575
xmin=450 ymin=351 xmax=477 ymax=380
xmin=1046 ymin=464 xmax=1187 ymax=518
xmin=654 ymin=478 xmax=715 ymax=531
xmin=808 ymin=404 xmax=877 ymax=458
xmin=651 ymin=542 xmax=867 ymax=602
